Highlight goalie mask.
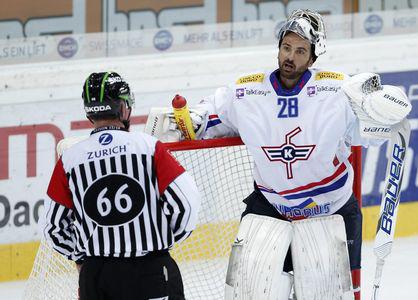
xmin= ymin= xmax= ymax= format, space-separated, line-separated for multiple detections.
xmin=278 ymin=9 xmax=326 ymax=60
xmin=82 ymin=72 xmax=135 ymax=127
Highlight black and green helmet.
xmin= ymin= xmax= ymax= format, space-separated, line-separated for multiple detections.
xmin=82 ymin=72 xmax=134 ymax=119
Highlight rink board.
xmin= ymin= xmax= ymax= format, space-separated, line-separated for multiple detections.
xmin=1 ymin=202 xmax=418 ymax=282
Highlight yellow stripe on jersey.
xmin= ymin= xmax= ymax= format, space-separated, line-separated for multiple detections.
xmin=305 ymin=202 xmax=317 ymax=209
xmin=236 ymin=73 xmax=265 ymax=84
xmin=315 ymin=71 xmax=344 ymax=81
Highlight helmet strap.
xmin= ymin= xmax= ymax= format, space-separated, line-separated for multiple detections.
xmin=122 ymin=119 xmax=130 ymax=131
xmin=120 ymin=106 xmax=132 ymax=131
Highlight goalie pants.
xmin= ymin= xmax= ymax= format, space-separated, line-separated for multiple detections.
xmin=241 ymin=186 xmax=362 ymax=272
xmin=78 ymin=250 xmax=185 ymax=300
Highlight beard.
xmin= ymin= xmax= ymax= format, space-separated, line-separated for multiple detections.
xmin=279 ymin=59 xmax=310 ymax=80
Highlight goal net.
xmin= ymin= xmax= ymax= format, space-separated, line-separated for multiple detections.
xmin=24 ymin=137 xmax=361 ymax=300
xmin=24 ymin=137 xmax=253 ymax=300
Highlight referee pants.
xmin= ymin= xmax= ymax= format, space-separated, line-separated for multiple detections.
xmin=79 ymin=251 xmax=184 ymax=300
xmin=241 ymin=187 xmax=363 ymax=272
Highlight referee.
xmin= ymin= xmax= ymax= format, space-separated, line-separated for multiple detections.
xmin=44 ymin=72 xmax=201 ymax=300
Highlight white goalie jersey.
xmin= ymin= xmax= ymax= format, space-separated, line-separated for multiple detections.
xmin=198 ymin=68 xmax=380 ymax=220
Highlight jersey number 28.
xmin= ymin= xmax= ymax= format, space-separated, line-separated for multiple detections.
xmin=277 ymin=97 xmax=298 ymax=118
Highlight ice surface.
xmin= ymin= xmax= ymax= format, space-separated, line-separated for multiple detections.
xmin=1 ymin=236 xmax=417 ymax=299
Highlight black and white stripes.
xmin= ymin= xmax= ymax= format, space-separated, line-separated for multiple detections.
xmin=44 ymin=130 xmax=200 ymax=261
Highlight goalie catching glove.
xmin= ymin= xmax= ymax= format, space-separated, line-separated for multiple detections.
xmin=342 ymin=73 xmax=411 ymax=139
xmin=144 ymin=95 xmax=207 ymax=142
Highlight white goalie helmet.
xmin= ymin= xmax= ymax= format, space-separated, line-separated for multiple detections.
xmin=278 ymin=9 xmax=327 ymax=58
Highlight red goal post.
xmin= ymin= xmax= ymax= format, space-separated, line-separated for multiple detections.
xmin=351 ymin=145 xmax=362 ymax=300
xmin=24 ymin=137 xmax=362 ymax=300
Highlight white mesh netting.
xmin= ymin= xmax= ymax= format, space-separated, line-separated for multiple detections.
xmin=24 ymin=138 xmax=253 ymax=300
xmin=361 ymin=74 xmax=382 ymax=95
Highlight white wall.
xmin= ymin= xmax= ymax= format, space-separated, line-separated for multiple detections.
xmin=1 ymin=33 xmax=418 ymax=112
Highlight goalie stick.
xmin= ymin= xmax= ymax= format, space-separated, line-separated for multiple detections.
xmin=372 ymin=119 xmax=411 ymax=300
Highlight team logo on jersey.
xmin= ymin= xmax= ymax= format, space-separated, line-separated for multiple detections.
xmin=261 ymin=127 xmax=316 ymax=179
xmin=99 ymin=133 xmax=113 ymax=145
xmin=315 ymin=71 xmax=344 ymax=81
xmin=236 ymin=73 xmax=265 ymax=84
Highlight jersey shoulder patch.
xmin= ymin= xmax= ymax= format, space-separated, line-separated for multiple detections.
xmin=315 ymin=71 xmax=344 ymax=81
xmin=236 ymin=73 xmax=265 ymax=84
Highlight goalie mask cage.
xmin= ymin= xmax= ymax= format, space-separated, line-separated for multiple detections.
xmin=24 ymin=137 xmax=362 ymax=300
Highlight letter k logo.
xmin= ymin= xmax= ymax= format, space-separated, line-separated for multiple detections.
xmin=262 ymin=127 xmax=316 ymax=179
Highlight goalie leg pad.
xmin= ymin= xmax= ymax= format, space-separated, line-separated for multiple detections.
xmin=225 ymin=213 xmax=293 ymax=300
xmin=291 ymin=215 xmax=354 ymax=300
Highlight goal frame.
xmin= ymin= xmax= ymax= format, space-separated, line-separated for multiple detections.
xmin=25 ymin=137 xmax=362 ymax=300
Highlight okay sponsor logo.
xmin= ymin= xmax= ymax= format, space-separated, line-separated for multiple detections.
xmin=245 ymin=88 xmax=271 ymax=96
xmin=306 ymin=85 xmax=341 ymax=96
xmin=235 ymin=87 xmax=271 ymax=99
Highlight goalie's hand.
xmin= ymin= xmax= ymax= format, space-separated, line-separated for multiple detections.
xmin=343 ymin=73 xmax=412 ymax=125
xmin=168 ymin=109 xmax=205 ymax=138
xmin=144 ymin=105 xmax=207 ymax=142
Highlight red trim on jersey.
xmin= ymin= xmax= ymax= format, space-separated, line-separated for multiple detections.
xmin=47 ymin=159 xmax=74 ymax=209
xmin=208 ymin=114 xmax=219 ymax=119
xmin=333 ymin=156 xmax=339 ymax=167
xmin=154 ymin=141 xmax=185 ymax=195
xmin=278 ymin=154 xmax=353 ymax=196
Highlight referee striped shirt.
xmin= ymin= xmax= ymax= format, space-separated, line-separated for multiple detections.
xmin=44 ymin=126 xmax=201 ymax=262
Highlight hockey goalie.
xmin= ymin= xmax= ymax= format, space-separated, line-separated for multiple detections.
xmin=145 ymin=9 xmax=412 ymax=300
